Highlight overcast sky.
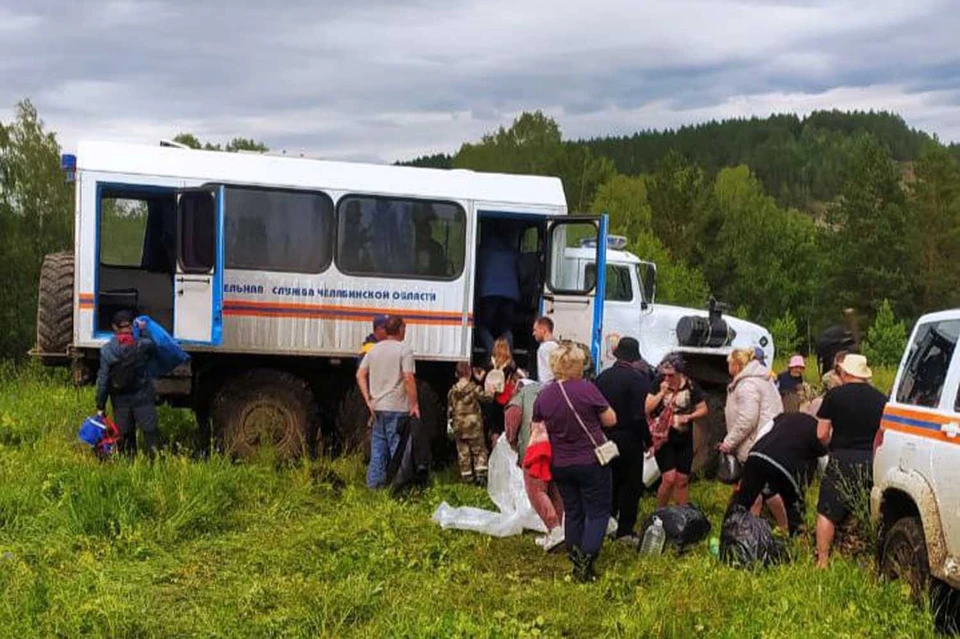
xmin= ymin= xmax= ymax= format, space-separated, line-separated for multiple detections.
xmin=2 ymin=0 xmax=958 ymax=162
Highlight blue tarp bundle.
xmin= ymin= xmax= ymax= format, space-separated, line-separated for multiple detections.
xmin=133 ymin=316 xmax=190 ymax=378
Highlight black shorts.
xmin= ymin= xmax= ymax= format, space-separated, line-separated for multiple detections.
xmin=732 ymin=454 xmax=804 ymax=534
xmin=816 ymin=449 xmax=872 ymax=525
xmin=655 ymin=428 xmax=693 ymax=475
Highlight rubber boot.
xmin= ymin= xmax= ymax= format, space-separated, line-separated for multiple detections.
xmin=569 ymin=547 xmax=598 ymax=583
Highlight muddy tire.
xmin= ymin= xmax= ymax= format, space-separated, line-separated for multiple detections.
xmin=693 ymin=389 xmax=726 ymax=477
xmin=36 ymin=251 xmax=74 ymax=354
xmin=211 ymin=369 xmax=318 ymax=461
xmin=335 ymin=379 xmax=445 ymax=461
xmin=336 ymin=385 xmax=371 ymax=456
xmin=880 ymin=516 xmax=930 ymax=605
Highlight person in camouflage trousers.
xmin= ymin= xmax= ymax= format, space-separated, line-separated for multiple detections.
xmin=448 ymin=362 xmax=492 ymax=484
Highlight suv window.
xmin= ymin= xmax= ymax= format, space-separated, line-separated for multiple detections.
xmin=896 ymin=319 xmax=960 ymax=409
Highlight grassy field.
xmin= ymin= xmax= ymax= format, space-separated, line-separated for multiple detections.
xmin=0 ymin=364 xmax=935 ymax=638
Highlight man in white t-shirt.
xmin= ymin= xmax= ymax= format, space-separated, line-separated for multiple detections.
xmin=357 ymin=315 xmax=419 ymax=488
xmin=532 ymin=316 xmax=560 ymax=384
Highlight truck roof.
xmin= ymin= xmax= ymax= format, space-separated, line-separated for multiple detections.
xmin=564 ymin=247 xmax=641 ymax=265
xmin=76 ymin=141 xmax=568 ymax=210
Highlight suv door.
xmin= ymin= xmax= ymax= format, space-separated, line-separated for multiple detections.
xmin=890 ymin=316 xmax=960 ymax=558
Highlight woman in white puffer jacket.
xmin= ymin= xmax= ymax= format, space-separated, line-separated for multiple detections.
xmin=720 ymin=349 xmax=784 ymax=462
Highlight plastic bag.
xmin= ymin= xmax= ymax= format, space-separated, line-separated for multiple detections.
xmin=719 ymin=505 xmax=786 ymax=568
xmin=638 ymin=504 xmax=711 ymax=552
xmin=432 ymin=437 xmax=547 ymax=537
xmin=642 ymin=450 xmax=661 ymax=487
xmin=133 ymin=315 xmax=189 ymax=378
xmin=717 ymin=454 xmax=742 ymax=485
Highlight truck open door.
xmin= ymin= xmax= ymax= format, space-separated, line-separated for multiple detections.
xmin=174 ymin=186 xmax=224 ymax=345
xmin=543 ymin=214 xmax=608 ymax=373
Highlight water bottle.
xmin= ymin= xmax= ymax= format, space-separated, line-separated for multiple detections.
xmin=640 ymin=516 xmax=666 ymax=556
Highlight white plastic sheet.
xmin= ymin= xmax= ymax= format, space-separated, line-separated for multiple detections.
xmin=432 ymin=437 xmax=548 ymax=537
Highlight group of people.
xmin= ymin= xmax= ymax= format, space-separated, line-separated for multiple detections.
xmin=92 ymin=300 xmax=883 ymax=582
xmin=354 ymin=309 xmax=887 ymax=581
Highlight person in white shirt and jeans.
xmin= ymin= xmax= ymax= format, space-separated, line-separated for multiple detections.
xmin=532 ymin=316 xmax=560 ymax=384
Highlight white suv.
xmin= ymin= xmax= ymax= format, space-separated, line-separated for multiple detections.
xmin=872 ymin=310 xmax=960 ymax=630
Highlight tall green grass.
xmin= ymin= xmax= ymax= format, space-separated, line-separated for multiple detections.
xmin=0 ymin=366 xmax=935 ymax=637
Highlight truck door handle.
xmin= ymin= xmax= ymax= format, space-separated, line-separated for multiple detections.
xmin=941 ymin=422 xmax=960 ymax=438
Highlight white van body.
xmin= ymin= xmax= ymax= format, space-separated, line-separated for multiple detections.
xmin=872 ymin=309 xmax=960 ymax=593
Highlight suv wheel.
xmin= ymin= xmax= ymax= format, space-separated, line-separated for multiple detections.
xmin=880 ymin=516 xmax=930 ymax=604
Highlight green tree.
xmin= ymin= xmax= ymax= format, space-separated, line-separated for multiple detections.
xmin=0 ymin=100 xmax=73 ymax=358
xmin=705 ymin=166 xmax=821 ymax=329
xmin=590 ymin=174 xmax=652 ymax=239
xmin=645 ymin=150 xmax=716 ymax=265
xmin=453 ymin=111 xmax=613 ymax=210
xmin=770 ymin=310 xmax=801 ymax=357
xmin=172 ymin=133 xmax=269 ymax=153
xmin=828 ymin=135 xmax=915 ymax=319
xmin=908 ymin=144 xmax=960 ymax=312
xmin=862 ymin=299 xmax=908 ymax=366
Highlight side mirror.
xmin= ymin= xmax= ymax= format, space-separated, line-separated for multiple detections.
xmin=638 ymin=261 xmax=657 ymax=305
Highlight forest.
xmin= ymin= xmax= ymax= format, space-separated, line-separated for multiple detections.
xmin=3 ymin=102 xmax=957 ymax=362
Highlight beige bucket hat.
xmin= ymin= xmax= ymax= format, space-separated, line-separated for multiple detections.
xmin=839 ymin=353 xmax=872 ymax=380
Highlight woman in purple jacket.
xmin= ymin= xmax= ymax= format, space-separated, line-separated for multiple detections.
xmin=533 ymin=343 xmax=617 ymax=582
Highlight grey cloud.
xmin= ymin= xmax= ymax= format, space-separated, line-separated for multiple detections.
xmin=2 ymin=0 xmax=959 ymax=160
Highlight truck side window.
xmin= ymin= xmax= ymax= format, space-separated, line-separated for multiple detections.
xmin=896 ymin=319 xmax=960 ymax=409
xmin=224 ymin=187 xmax=334 ymax=273
xmin=584 ymin=264 xmax=634 ymax=302
xmin=101 ymin=197 xmax=149 ymax=267
xmin=335 ymin=196 xmax=465 ymax=280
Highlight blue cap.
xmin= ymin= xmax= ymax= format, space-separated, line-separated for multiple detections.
xmin=373 ymin=314 xmax=389 ymax=329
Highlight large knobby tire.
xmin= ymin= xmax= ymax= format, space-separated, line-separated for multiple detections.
xmin=880 ymin=516 xmax=930 ymax=606
xmin=335 ymin=379 xmax=444 ymax=461
xmin=211 ymin=369 xmax=318 ymax=461
xmin=36 ymin=251 xmax=74 ymax=354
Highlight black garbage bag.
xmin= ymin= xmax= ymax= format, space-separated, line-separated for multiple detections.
xmin=388 ymin=417 xmax=431 ymax=494
xmin=720 ymin=505 xmax=786 ymax=568
xmin=639 ymin=504 xmax=712 ymax=552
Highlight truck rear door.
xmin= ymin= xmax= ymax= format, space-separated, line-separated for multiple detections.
xmin=543 ymin=214 xmax=608 ymax=373
xmin=174 ymin=186 xmax=224 ymax=345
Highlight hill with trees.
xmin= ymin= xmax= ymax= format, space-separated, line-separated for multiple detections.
xmin=1 ymin=102 xmax=956 ymax=360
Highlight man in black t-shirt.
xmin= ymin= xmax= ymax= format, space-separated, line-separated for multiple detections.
xmin=729 ymin=412 xmax=827 ymax=534
xmin=813 ymin=353 xmax=887 ymax=569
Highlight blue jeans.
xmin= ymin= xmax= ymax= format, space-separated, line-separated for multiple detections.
xmin=552 ymin=463 xmax=612 ymax=555
xmin=367 ymin=411 xmax=406 ymax=488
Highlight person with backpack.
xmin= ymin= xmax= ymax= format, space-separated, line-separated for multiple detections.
xmin=95 ymin=310 xmax=159 ymax=457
